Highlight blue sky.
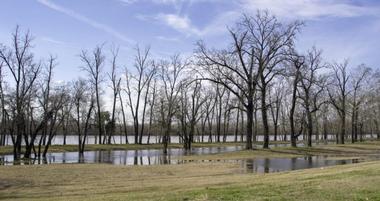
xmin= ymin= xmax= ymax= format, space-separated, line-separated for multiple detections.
xmin=0 ymin=0 xmax=379 ymax=82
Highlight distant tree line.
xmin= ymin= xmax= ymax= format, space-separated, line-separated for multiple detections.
xmin=0 ymin=11 xmax=379 ymax=160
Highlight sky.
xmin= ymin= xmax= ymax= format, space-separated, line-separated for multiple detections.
xmin=0 ymin=0 xmax=379 ymax=83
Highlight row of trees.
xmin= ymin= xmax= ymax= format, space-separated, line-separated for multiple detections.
xmin=0 ymin=11 xmax=379 ymax=160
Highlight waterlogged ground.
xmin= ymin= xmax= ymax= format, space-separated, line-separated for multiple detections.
xmin=0 ymin=160 xmax=380 ymax=200
xmin=1 ymin=141 xmax=380 ymax=174
xmin=0 ymin=141 xmax=380 ymax=200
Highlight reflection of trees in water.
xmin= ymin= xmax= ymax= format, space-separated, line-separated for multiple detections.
xmin=264 ymin=158 xmax=270 ymax=173
xmin=291 ymin=158 xmax=297 ymax=170
xmin=79 ymin=152 xmax=84 ymax=163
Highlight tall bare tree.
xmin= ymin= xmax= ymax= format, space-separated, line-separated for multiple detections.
xmin=178 ymin=80 xmax=206 ymax=150
xmin=298 ymin=47 xmax=326 ymax=147
xmin=288 ymin=55 xmax=304 ymax=147
xmin=157 ymin=55 xmax=187 ymax=154
xmin=350 ymin=64 xmax=371 ymax=143
xmin=0 ymin=26 xmax=41 ymax=159
xmin=80 ymin=45 xmax=105 ymax=144
xmin=197 ymin=11 xmax=302 ymax=149
xmin=125 ymin=46 xmax=155 ymax=144
xmin=73 ymin=78 xmax=95 ymax=154
xmin=328 ymin=60 xmax=350 ymax=144
xmin=107 ymin=47 xmax=121 ymax=144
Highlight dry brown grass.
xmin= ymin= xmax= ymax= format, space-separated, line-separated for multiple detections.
xmin=1 ymin=160 xmax=380 ymax=200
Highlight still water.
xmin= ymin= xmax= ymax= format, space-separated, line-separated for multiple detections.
xmin=0 ymin=146 xmax=244 ymax=165
xmin=239 ymin=156 xmax=362 ymax=173
xmin=0 ymin=145 xmax=371 ymax=174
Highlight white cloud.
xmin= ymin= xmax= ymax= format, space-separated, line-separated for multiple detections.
xmin=240 ymin=0 xmax=380 ymax=19
xmin=152 ymin=0 xmax=380 ymax=37
xmin=37 ymin=0 xmax=134 ymax=44
xmin=151 ymin=11 xmax=238 ymax=37
xmin=156 ymin=13 xmax=200 ymax=36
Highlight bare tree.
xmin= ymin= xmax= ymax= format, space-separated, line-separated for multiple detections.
xmin=298 ymin=47 xmax=326 ymax=147
xmin=288 ymin=55 xmax=304 ymax=147
xmin=350 ymin=64 xmax=371 ymax=143
xmin=42 ymin=85 xmax=70 ymax=157
xmin=146 ymin=79 xmax=157 ymax=144
xmin=80 ymin=45 xmax=105 ymax=144
xmin=107 ymin=47 xmax=121 ymax=144
xmin=0 ymin=60 xmax=7 ymax=146
xmin=118 ymin=87 xmax=128 ymax=144
xmin=246 ymin=11 xmax=302 ymax=148
xmin=197 ymin=11 xmax=302 ymax=149
xmin=157 ymin=55 xmax=187 ymax=154
xmin=178 ymin=80 xmax=206 ymax=150
xmin=36 ymin=56 xmax=55 ymax=156
xmin=0 ymin=26 xmax=41 ymax=159
xmin=268 ymin=79 xmax=284 ymax=142
xmin=73 ymin=78 xmax=95 ymax=154
xmin=372 ymin=70 xmax=380 ymax=139
xmin=327 ymin=60 xmax=350 ymax=144
xmin=124 ymin=46 xmax=155 ymax=144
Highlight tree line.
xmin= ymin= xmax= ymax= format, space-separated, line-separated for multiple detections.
xmin=0 ymin=11 xmax=379 ymax=160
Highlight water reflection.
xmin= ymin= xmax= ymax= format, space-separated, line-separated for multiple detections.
xmin=1 ymin=145 xmax=377 ymax=175
xmin=240 ymin=156 xmax=362 ymax=173
xmin=0 ymin=146 xmax=243 ymax=165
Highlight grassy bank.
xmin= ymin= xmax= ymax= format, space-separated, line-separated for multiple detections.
xmin=0 ymin=160 xmax=380 ymax=200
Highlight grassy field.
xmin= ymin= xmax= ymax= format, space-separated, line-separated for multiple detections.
xmin=0 ymin=141 xmax=380 ymax=200
xmin=0 ymin=160 xmax=380 ymax=200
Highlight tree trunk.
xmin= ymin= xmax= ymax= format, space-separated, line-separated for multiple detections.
xmin=340 ymin=112 xmax=346 ymax=144
xmin=245 ymin=100 xmax=253 ymax=150
xmin=261 ymin=87 xmax=269 ymax=149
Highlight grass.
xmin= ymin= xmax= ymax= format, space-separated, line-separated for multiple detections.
xmin=0 ymin=141 xmax=380 ymax=200
xmin=1 ymin=160 xmax=380 ymax=200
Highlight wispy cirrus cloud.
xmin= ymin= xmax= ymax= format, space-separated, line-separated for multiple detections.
xmin=240 ymin=0 xmax=380 ymax=19
xmin=39 ymin=36 xmax=81 ymax=49
xmin=36 ymin=0 xmax=134 ymax=44
xmin=137 ymin=0 xmax=379 ymax=38
xmin=138 ymin=11 xmax=237 ymax=37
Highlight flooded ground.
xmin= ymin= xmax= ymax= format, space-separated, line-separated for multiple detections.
xmin=0 ymin=146 xmax=244 ymax=165
xmin=239 ymin=156 xmax=364 ymax=173
xmin=0 ymin=145 xmax=377 ymax=174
